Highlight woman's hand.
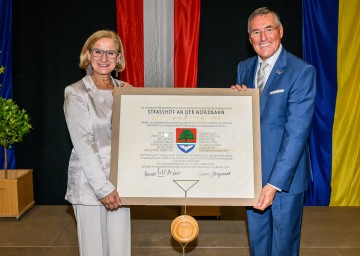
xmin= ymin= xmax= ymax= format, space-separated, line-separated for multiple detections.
xmin=100 ymin=190 xmax=122 ymax=210
xmin=120 ymin=82 xmax=133 ymax=88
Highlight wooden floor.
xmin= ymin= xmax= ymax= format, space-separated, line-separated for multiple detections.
xmin=0 ymin=205 xmax=359 ymax=256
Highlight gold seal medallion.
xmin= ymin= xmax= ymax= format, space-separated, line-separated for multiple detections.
xmin=171 ymin=215 xmax=199 ymax=243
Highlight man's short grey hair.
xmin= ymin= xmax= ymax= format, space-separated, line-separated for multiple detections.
xmin=248 ymin=7 xmax=282 ymax=33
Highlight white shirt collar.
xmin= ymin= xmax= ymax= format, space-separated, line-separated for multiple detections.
xmin=257 ymin=44 xmax=283 ymax=67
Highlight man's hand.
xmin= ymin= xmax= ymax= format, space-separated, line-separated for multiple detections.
xmin=231 ymin=84 xmax=248 ymax=91
xmin=253 ymin=184 xmax=277 ymax=211
xmin=100 ymin=190 xmax=122 ymax=210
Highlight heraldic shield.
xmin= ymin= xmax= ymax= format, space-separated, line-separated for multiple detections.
xmin=176 ymin=128 xmax=196 ymax=153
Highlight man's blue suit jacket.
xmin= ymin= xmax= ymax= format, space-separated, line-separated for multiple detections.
xmin=236 ymin=48 xmax=316 ymax=195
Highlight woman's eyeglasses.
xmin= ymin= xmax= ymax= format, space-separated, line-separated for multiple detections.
xmin=90 ymin=48 xmax=119 ymax=59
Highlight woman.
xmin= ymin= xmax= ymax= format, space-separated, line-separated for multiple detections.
xmin=64 ymin=30 xmax=131 ymax=256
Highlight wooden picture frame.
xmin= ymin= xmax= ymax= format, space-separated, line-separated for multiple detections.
xmin=110 ymin=88 xmax=261 ymax=206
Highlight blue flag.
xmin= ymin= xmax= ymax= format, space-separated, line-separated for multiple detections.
xmin=0 ymin=0 xmax=16 ymax=169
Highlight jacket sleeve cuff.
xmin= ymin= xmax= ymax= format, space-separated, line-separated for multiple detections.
xmin=95 ymin=182 xmax=115 ymax=200
xmin=267 ymin=183 xmax=282 ymax=192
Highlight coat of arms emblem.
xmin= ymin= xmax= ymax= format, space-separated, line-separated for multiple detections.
xmin=176 ymin=128 xmax=196 ymax=153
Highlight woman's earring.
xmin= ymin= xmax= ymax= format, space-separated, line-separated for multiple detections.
xmin=115 ymin=61 xmax=120 ymax=78
xmin=86 ymin=62 xmax=93 ymax=76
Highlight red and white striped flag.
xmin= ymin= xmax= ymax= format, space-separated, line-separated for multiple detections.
xmin=116 ymin=0 xmax=201 ymax=88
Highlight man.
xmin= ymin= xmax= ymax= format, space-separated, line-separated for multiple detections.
xmin=232 ymin=7 xmax=316 ymax=256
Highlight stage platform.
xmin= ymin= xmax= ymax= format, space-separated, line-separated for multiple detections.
xmin=0 ymin=205 xmax=359 ymax=255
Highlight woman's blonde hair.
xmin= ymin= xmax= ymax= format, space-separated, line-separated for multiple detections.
xmin=79 ymin=30 xmax=125 ymax=72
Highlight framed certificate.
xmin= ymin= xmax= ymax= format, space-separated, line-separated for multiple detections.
xmin=110 ymin=88 xmax=261 ymax=206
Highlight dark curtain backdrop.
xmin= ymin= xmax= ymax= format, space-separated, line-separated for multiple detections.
xmin=12 ymin=0 xmax=302 ymax=204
